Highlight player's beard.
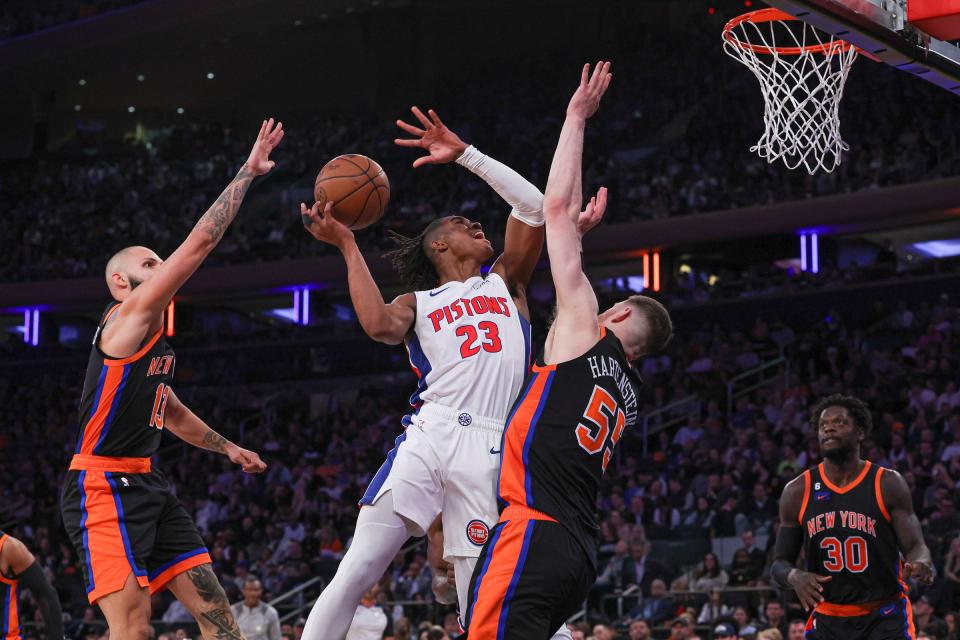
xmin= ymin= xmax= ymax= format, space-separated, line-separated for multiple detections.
xmin=129 ymin=276 xmax=143 ymax=290
xmin=822 ymin=440 xmax=854 ymax=463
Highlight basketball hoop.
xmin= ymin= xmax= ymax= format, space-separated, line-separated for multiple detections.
xmin=722 ymin=8 xmax=858 ymax=174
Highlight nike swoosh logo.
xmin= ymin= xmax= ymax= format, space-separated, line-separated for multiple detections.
xmin=429 ymin=287 xmax=450 ymax=297
xmin=490 ymin=447 xmax=501 ymax=455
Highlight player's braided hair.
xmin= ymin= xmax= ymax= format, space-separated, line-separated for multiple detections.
xmin=809 ymin=393 xmax=874 ymax=436
xmin=384 ymin=220 xmax=444 ymax=291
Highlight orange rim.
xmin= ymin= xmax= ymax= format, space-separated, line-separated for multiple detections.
xmin=723 ymin=8 xmax=854 ymax=56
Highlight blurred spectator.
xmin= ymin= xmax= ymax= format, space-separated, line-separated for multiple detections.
xmin=346 ymin=586 xmax=387 ymax=640
xmin=622 ymin=541 xmax=672 ymax=597
xmin=697 ymin=589 xmax=734 ymax=624
xmin=628 ymin=619 xmax=652 ymax=640
xmin=441 ymin=613 xmax=460 ymax=638
xmin=737 ymin=532 xmax=767 ymax=578
xmin=714 ymin=622 xmax=738 ymax=640
xmin=630 ymin=579 xmax=675 ymax=626
xmin=667 ymin=616 xmax=695 ymax=640
xmin=690 ymin=553 xmax=729 ymax=593
xmin=392 ymin=617 xmax=412 ymax=640
xmin=761 ymin=601 xmax=787 ymax=639
xmin=592 ymin=624 xmax=617 ymax=640
xmin=786 ymin=619 xmax=805 ymax=640
xmin=231 ymin=577 xmax=281 ymax=640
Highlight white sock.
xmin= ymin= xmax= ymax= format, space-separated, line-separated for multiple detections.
xmin=301 ymin=492 xmax=417 ymax=640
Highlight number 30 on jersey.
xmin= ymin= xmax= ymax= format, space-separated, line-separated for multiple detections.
xmin=575 ymin=385 xmax=626 ymax=472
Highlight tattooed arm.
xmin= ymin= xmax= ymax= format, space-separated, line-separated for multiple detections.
xmin=104 ymin=119 xmax=284 ymax=358
xmin=164 ymin=387 xmax=267 ymax=473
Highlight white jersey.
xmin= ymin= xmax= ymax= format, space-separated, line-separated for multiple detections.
xmin=344 ymin=605 xmax=387 ymax=640
xmin=405 ymin=272 xmax=530 ymax=424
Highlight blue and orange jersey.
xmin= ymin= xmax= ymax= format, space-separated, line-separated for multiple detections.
xmin=72 ymin=303 xmax=175 ymax=459
xmin=0 ymin=533 xmax=21 ymax=640
xmin=497 ymin=328 xmax=641 ymax=567
xmin=798 ymin=461 xmax=904 ymax=604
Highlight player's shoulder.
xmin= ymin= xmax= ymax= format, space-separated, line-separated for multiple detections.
xmin=875 ymin=464 xmax=907 ymax=492
xmin=0 ymin=534 xmax=31 ymax=566
xmin=782 ymin=468 xmax=812 ymax=498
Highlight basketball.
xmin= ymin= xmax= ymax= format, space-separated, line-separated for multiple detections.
xmin=313 ymin=154 xmax=390 ymax=230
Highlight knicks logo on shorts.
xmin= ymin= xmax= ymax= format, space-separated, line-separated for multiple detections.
xmin=466 ymin=519 xmax=489 ymax=546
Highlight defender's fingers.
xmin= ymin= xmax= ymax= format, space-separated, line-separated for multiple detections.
xmin=589 ymin=61 xmax=606 ymax=88
xmin=427 ymin=109 xmax=446 ymax=128
xmin=601 ymin=72 xmax=613 ymax=96
xmin=597 ymin=186 xmax=609 ymax=212
xmin=396 ymin=119 xmax=426 ymax=136
xmin=411 ymin=106 xmax=433 ymax=129
xmin=412 ymin=156 xmax=438 ymax=169
xmin=269 ymin=124 xmax=285 ymax=145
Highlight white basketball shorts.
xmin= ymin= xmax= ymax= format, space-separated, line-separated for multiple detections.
xmin=359 ymin=402 xmax=503 ymax=558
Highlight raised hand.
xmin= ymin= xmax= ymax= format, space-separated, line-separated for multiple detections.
xmin=567 ymin=61 xmax=613 ymax=121
xmin=395 ymin=107 xmax=469 ymax=168
xmin=301 ymin=201 xmax=355 ymax=249
xmin=246 ymin=118 xmax=285 ymax=176
xmin=577 ymin=186 xmax=608 ymax=238
xmin=788 ymin=569 xmax=832 ymax=610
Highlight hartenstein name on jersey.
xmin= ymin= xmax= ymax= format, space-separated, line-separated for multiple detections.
xmin=425 ymin=295 xmax=513 ymax=332
xmin=806 ymin=510 xmax=878 ymax=538
xmin=587 ymin=354 xmax=639 ymax=425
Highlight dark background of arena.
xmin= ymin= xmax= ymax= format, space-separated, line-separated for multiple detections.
xmin=1 ymin=1 xmax=959 ymax=640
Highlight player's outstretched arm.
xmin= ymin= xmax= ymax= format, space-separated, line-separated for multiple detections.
xmin=395 ymin=107 xmax=545 ymax=300
xmin=882 ymin=468 xmax=935 ymax=584
xmin=164 ymin=387 xmax=267 ymax=473
xmin=301 ymin=202 xmax=415 ymax=345
xmin=105 ymin=119 xmax=284 ymax=357
xmin=772 ymin=474 xmax=833 ymax=610
xmin=541 ymin=62 xmax=611 ymax=364
xmin=1 ymin=536 xmax=63 ymax=640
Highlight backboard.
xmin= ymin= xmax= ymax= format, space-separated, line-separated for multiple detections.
xmin=762 ymin=0 xmax=960 ymax=94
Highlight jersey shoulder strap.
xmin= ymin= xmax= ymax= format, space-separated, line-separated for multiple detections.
xmin=873 ymin=464 xmax=893 ymax=522
xmin=101 ymin=302 xmax=121 ymax=326
xmin=797 ymin=468 xmax=813 ymax=525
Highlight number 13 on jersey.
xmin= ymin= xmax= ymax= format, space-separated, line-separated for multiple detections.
xmin=576 ymin=385 xmax=626 ymax=472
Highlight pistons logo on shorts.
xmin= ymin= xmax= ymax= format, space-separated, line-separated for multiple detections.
xmin=466 ymin=519 xmax=489 ymax=546
xmin=458 ymin=413 xmax=473 ymax=426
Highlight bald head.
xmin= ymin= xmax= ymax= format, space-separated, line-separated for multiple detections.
xmin=105 ymin=246 xmax=162 ymax=300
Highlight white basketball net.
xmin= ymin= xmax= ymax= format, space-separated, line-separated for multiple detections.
xmin=723 ymin=12 xmax=858 ymax=174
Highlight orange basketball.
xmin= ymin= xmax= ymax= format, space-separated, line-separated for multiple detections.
xmin=313 ymin=154 xmax=390 ymax=230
